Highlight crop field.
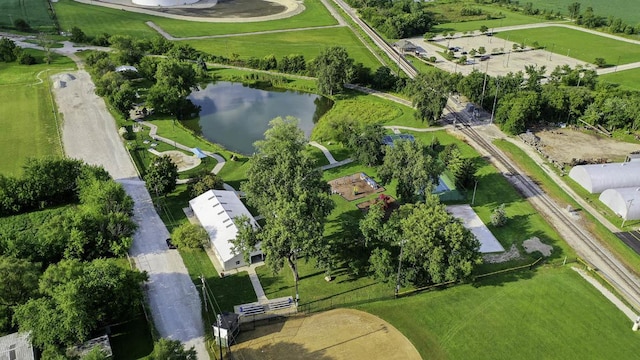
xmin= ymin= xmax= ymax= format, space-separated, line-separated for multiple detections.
xmin=54 ymin=0 xmax=336 ymax=39
xmin=358 ymin=267 xmax=640 ymax=359
xmin=525 ymin=0 xmax=640 ymax=25
xmin=0 ymin=0 xmax=55 ymax=30
xmin=0 ymin=51 xmax=75 ymax=175
xmin=496 ymin=26 xmax=640 ymax=65
xmin=185 ymin=27 xmax=382 ymax=70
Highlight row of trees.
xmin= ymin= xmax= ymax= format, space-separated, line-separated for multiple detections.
xmin=348 ymin=0 xmax=434 ymax=38
xmin=0 ymin=37 xmax=37 ymax=65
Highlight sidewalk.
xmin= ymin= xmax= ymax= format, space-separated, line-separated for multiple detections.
xmin=573 ymin=267 xmax=637 ymax=321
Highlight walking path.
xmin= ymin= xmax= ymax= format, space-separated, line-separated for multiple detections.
xmin=247 ymin=266 xmax=269 ymax=304
xmin=572 ymin=267 xmax=637 ymax=321
xmin=309 ymin=141 xmax=337 ymax=164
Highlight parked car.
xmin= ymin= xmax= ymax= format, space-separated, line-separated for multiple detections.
xmin=480 ymin=55 xmax=491 ymax=61
xmin=166 ymin=238 xmax=177 ymax=249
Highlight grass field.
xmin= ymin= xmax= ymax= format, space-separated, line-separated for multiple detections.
xmin=496 ymin=26 xmax=640 ymax=65
xmin=185 ymin=27 xmax=382 ymax=70
xmin=600 ymin=68 xmax=640 ymax=91
xmin=0 ymin=0 xmax=55 ymax=30
xmin=525 ymin=0 xmax=640 ymax=25
xmin=358 ymin=266 xmax=640 ymax=359
xmin=0 ymin=50 xmax=76 ymax=175
xmin=431 ymin=3 xmax=553 ymax=34
xmin=54 ymin=0 xmax=336 ymax=39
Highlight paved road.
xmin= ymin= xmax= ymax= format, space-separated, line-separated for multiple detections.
xmin=44 ymin=44 xmax=209 ymax=357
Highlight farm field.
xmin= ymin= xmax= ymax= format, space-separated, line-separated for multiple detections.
xmin=0 ymin=50 xmax=75 ymax=175
xmin=358 ymin=267 xmax=640 ymax=359
xmin=525 ymin=0 xmax=640 ymax=25
xmin=0 ymin=0 xmax=55 ymax=30
xmin=184 ymin=27 xmax=382 ymax=70
xmin=496 ymin=26 xmax=640 ymax=65
xmin=54 ymin=0 xmax=337 ymax=39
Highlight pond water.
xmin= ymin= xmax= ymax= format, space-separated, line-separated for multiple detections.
xmin=186 ymin=82 xmax=332 ymax=155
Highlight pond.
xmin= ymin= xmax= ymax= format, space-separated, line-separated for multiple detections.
xmin=186 ymin=82 xmax=332 ymax=155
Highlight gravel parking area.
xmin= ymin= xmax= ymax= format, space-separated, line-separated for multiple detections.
xmin=53 ymin=70 xmax=209 ymax=359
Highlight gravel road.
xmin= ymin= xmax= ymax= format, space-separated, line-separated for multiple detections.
xmin=53 ymin=70 xmax=209 ymax=358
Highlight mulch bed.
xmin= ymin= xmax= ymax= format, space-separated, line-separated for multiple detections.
xmin=328 ymin=173 xmax=385 ymax=201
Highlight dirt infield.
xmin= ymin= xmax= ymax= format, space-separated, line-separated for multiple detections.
xmin=232 ymin=309 xmax=421 ymax=360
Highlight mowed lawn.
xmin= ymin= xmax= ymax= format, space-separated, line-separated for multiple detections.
xmin=185 ymin=27 xmax=383 ymax=69
xmin=497 ymin=26 xmax=640 ymax=65
xmin=0 ymin=0 xmax=55 ymax=29
xmin=0 ymin=51 xmax=75 ymax=175
xmin=432 ymin=4 xmax=552 ymax=34
xmin=600 ymin=68 xmax=640 ymax=91
xmin=358 ymin=267 xmax=640 ymax=359
xmin=525 ymin=0 xmax=640 ymax=25
xmin=54 ymin=0 xmax=336 ymax=39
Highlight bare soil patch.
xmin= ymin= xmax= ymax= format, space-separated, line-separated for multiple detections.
xmin=233 ymin=309 xmax=421 ymax=360
xmin=329 ymin=173 xmax=385 ymax=201
xmin=532 ymin=127 xmax=639 ymax=166
xmin=161 ymin=150 xmax=201 ymax=172
xmin=356 ymin=194 xmax=399 ymax=218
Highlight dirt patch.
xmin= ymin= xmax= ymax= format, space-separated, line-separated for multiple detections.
xmin=329 ymin=173 xmax=385 ymax=201
xmin=356 ymin=194 xmax=399 ymax=219
xmin=532 ymin=128 xmax=639 ymax=166
xmin=483 ymin=244 xmax=521 ymax=263
xmin=522 ymin=237 xmax=553 ymax=257
xmin=233 ymin=309 xmax=421 ymax=360
xmin=160 ymin=150 xmax=201 ymax=172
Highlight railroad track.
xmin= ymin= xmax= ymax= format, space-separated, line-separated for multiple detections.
xmin=449 ymin=106 xmax=640 ymax=310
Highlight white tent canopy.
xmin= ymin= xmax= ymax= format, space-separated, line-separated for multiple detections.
xmin=568 ymin=162 xmax=640 ymax=194
xmin=599 ymin=187 xmax=640 ymax=220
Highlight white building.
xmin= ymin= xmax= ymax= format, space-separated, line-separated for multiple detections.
xmin=599 ymin=187 xmax=640 ymax=221
xmin=568 ymin=162 xmax=640 ymax=194
xmin=133 ymin=0 xmax=200 ymax=6
xmin=0 ymin=333 xmax=35 ymax=360
xmin=189 ymin=190 xmax=262 ymax=271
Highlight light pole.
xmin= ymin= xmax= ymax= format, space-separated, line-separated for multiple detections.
xmin=394 ymin=240 xmax=406 ymax=298
xmin=622 ymin=199 xmax=634 ymax=228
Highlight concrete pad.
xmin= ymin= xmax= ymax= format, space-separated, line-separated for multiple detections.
xmin=447 ymin=204 xmax=505 ymax=253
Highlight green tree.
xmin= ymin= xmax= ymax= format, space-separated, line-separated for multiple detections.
xmin=594 ymin=57 xmax=607 ymax=68
xmin=82 ymin=347 xmax=109 ymax=360
xmin=568 ymin=2 xmax=581 ymax=20
xmin=448 ymin=149 xmax=478 ymax=189
xmin=311 ymin=46 xmax=354 ymax=95
xmin=0 ymin=37 xmax=19 ymax=62
xmin=108 ymin=35 xmax=143 ymax=65
xmin=378 ymin=140 xmax=443 ymax=203
xmin=69 ymin=27 xmax=87 ymax=43
xmin=491 ymin=203 xmax=508 ymax=227
xmin=359 ymin=202 xmax=388 ymax=248
xmin=150 ymin=338 xmax=197 ymax=360
xmin=399 ymin=197 xmax=482 ymax=285
xmin=479 ymin=25 xmax=488 ymax=34
xmin=0 ymin=256 xmax=40 ymax=307
xmin=241 ymin=117 xmax=334 ymax=287
xmin=410 ymin=71 xmax=457 ymax=125
xmin=369 ymin=247 xmax=395 ymax=283
xmin=171 ymin=222 xmax=209 ymax=249
xmin=187 ymin=172 xmax=224 ymax=198
xmin=145 ymin=155 xmax=178 ymax=197
xmin=13 ymin=18 xmax=31 ymax=32
xmin=478 ymin=46 xmax=486 ymax=55
xmin=347 ymin=124 xmax=386 ymax=166
xmin=109 ymin=82 xmax=137 ymax=118
xmin=230 ymin=215 xmax=260 ymax=263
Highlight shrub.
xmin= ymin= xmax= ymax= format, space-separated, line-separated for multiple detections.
xmin=491 ymin=204 xmax=508 ymax=227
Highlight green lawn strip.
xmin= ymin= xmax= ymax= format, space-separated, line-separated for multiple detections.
xmin=405 ymin=54 xmax=440 ymax=74
xmin=0 ymin=0 xmax=56 ymax=29
xmin=431 ymin=3 xmax=552 ymax=34
xmin=155 ymin=0 xmax=337 ymax=37
xmin=209 ymin=67 xmax=318 ymax=94
xmin=186 ymin=27 xmax=382 ymax=70
xmin=599 ymin=68 xmax=640 ymax=91
xmin=524 ymin=0 xmax=640 ymax=25
xmin=357 ymin=266 xmax=640 ymax=360
xmin=54 ymin=0 xmax=160 ymax=38
xmin=493 ymin=139 xmax=640 ymax=274
xmin=0 ymin=52 xmax=75 ymax=175
xmin=495 ymin=27 xmax=640 ymax=65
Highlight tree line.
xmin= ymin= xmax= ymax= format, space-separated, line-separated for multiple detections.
xmin=0 ymin=158 xmax=148 ymax=358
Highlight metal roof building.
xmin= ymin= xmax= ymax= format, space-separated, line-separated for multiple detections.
xmin=599 ymin=187 xmax=640 ymax=221
xmin=189 ymin=190 xmax=262 ymax=271
xmin=568 ymin=162 xmax=640 ymax=194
